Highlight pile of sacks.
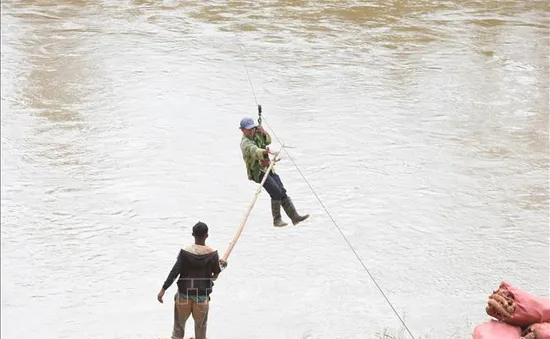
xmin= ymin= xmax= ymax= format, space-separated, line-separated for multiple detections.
xmin=473 ymin=281 xmax=550 ymax=339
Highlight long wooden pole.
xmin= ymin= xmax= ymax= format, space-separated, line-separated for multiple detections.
xmin=221 ymin=150 xmax=281 ymax=262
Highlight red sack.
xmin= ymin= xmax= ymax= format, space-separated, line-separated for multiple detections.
xmin=473 ymin=320 xmax=521 ymax=339
xmin=522 ymin=323 xmax=550 ymax=339
xmin=486 ymin=281 xmax=550 ymax=326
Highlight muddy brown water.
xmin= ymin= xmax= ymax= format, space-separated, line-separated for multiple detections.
xmin=1 ymin=1 xmax=549 ymax=338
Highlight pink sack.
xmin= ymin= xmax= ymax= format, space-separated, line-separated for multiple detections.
xmin=522 ymin=323 xmax=550 ymax=339
xmin=486 ymin=282 xmax=550 ymax=326
xmin=473 ymin=320 xmax=521 ymax=339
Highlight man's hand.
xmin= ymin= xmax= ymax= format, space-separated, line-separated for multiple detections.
xmin=263 ymin=147 xmax=272 ymax=155
xmin=157 ymin=289 xmax=165 ymax=304
xmin=257 ymin=126 xmax=266 ymax=135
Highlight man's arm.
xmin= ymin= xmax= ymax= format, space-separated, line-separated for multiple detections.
xmin=256 ymin=126 xmax=272 ymax=145
xmin=157 ymin=250 xmax=184 ymax=303
xmin=211 ymin=253 xmax=225 ymax=281
xmin=242 ymin=138 xmax=269 ymax=160
xmin=264 ymin=130 xmax=272 ymax=145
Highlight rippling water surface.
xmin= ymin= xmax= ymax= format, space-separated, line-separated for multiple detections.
xmin=1 ymin=1 xmax=549 ymax=338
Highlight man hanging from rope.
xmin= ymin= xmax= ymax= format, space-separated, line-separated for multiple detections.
xmin=239 ymin=116 xmax=309 ymax=227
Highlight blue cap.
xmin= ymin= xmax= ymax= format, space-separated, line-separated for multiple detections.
xmin=239 ymin=117 xmax=257 ymax=130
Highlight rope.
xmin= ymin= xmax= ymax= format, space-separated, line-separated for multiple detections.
xmin=238 ymin=44 xmax=259 ymax=106
xmin=237 ymin=44 xmax=416 ymax=339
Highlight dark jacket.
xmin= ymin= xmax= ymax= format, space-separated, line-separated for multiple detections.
xmin=162 ymin=247 xmax=222 ymax=298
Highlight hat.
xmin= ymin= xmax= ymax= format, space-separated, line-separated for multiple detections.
xmin=239 ymin=117 xmax=257 ymax=130
xmin=192 ymin=221 xmax=208 ymax=237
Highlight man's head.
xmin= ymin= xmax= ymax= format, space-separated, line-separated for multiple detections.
xmin=239 ymin=117 xmax=257 ymax=138
xmin=192 ymin=221 xmax=209 ymax=243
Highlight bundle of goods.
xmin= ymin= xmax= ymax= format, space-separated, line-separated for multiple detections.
xmin=521 ymin=323 xmax=550 ymax=339
xmin=472 ymin=320 xmax=521 ymax=339
xmin=486 ymin=281 xmax=550 ymax=326
xmin=472 ymin=281 xmax=550 ymax=339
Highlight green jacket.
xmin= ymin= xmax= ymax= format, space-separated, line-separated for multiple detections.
xmin=240 ymin=131 xmax=274 ymax=183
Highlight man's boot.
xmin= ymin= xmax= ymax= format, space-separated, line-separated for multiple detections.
xmin=281 ymin=197 xmax=310 ymax=226
xmin=271 ymin=200 xmax=288 ymax=227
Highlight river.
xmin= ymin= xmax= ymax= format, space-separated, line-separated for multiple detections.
xmin=1 ymin=0 xmax=549 ymax=338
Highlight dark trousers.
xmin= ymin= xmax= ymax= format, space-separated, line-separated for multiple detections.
xmin=259 ymin=171 xmax=288 ymax=201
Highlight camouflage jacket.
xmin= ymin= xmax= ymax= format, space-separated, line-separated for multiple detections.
xmin=240 ymin=131 xmax=274 ymax=183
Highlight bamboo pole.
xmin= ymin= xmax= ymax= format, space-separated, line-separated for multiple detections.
xmin=221 ymin=149 xmax=281 ymax=262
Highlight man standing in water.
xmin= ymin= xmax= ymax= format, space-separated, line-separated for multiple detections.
xmin=239 ymin=116 xmax=310 ymax=227
xmin=157 ymin=221 xmax=227 ymax=339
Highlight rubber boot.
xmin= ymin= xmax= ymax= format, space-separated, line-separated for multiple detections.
xmin=281 ymin=197 xmax=310 ymax=225
xmin=271 ymin=200 xmax=288 ymax=227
